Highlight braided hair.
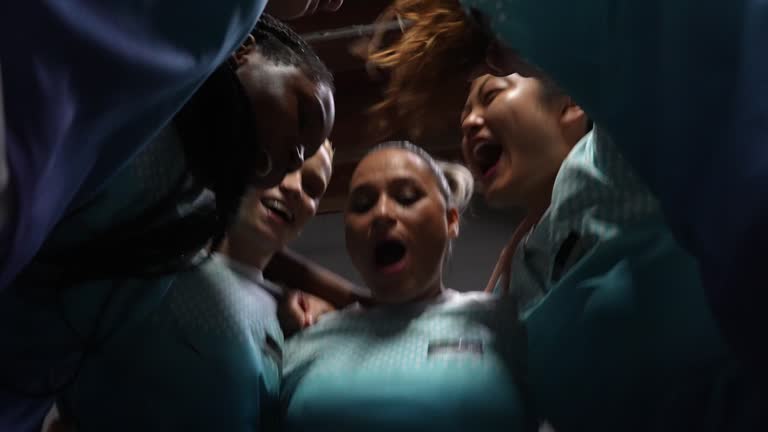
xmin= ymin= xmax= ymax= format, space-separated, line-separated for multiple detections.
xmin=3 ymin=13 xmax=335 ymax=400
xmin=175 ymin=13 xmax=333 ymax=251
xmin=250 ymin=14 xmax=333 ymax=87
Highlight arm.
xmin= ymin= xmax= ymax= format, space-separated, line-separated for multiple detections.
xmin=465 ymin=0 xmax=768 ymax=372
xmin=0 ymin=0 xmax=266 ymax=291
xmin=265 ymin=248 xmax=369 ymax=309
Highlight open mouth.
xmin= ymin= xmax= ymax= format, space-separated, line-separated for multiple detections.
xmin=261 ymin=198 xmax=295 ymax=224
xmin=373 ymin=239 xmax=407 ymax=270
xmin=472 ymin=141 xmax=503 ymax=178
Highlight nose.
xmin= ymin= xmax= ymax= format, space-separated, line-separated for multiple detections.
xmin=370 ymin=195 xmax=396 ymax=234
xmin=461 ymin=109 xmax=484 ymax=137
xmin=279 ymin=171 xmax=302 ymax=200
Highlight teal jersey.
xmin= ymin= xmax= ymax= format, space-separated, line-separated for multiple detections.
xmin=524 ymin=222 xmax=729 ymax=431
xmin=489 ymin=128 xmax=730 ymax=429
xmin=282 ymin=291 xmax=534 ymax=432
xmin=59 ymin=256 xmax=284 ymax=431
xmin=2 ymin=131 xmax=283 ymax=431
xmin=502 ymin=128 xmax=660 ymax=304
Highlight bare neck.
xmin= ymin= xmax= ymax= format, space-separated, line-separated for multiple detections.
xmin=371 ymin=274 xmax=446 ymax=307
xmin=218 ymin=231 xmax=275 ymax=271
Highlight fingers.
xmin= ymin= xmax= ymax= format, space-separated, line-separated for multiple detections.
xmin=278 ymin=290 xmax=307 ymax=335
xmin=279 ymin=290 xmax=337 ymax=335
xmin=302 ymin=293 xmax=335 ymax=324
xmin=296 ymin=291 xmax=313 ymax=327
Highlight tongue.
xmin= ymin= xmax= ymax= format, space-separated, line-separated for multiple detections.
xmin=474 ymin=143 xmax=502 ymax=173
xmin=374 ymin=241 xmax=406 ymax=267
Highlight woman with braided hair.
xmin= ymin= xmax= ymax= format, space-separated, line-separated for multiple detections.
xmin=0 ymin=14 xmax=348 ymax=432
xmin=1 ymin=1 xmax=348 ymax=428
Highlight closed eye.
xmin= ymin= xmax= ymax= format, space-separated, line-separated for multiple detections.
xmin=395 ymin=189 xmax=422 ymax=206
xmin=348 ymin=187 xmax=377 ymax=213
xmin=482 ymin=89 xmax=501 ymax=106
xmin=390 ymin=180 xmax=425 ymax=207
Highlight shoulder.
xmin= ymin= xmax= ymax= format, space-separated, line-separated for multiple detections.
xmin=442 ymin=289 xmax=495 ymax=307
xmin=548 ymin=126 xmax=661 ymax=238
xmin=436 ymin=290 xmax=520 ymax=317
xmin=171 ymin=255 xmax=277 ymax=312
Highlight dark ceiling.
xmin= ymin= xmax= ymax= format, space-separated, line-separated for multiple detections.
xmin=289 ymin=1 xmax=465 ymax=212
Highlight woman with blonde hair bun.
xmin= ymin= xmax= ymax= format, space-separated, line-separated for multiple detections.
xmin=281 ymin=141 xmax=534 ymax=432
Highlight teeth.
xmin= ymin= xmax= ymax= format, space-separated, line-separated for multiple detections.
xmin=262 ymin=198 xmax=294 ymax=222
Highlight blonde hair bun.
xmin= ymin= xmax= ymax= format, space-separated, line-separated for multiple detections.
xmin=437 ymin=160 xmax=474 ymax=214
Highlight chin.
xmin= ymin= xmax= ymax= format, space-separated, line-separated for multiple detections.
xmin=481 ymin=188 xmax=509 ymax=209
xmin=482 ymin=181 xmax=524 ymax=210
xmin=371 ymin=286 xmax=426 ymax=305
xmin=370 ymin=286 xmax=408 ymax=304
xmin=240 ymin=222 xmax=283 ymax=248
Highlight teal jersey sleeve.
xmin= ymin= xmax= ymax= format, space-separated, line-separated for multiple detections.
xmin=510 ymin=128 xmax=660 ymax=296
xmin=523 ymin=221 xmax=729 ymax=431
xmin=282 ymin=291 xmax=535 ymax=432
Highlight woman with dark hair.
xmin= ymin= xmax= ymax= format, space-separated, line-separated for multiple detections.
xmin=461 ymin=72 xmax=728 ymax=431
xmin=363 ymin=2 xmax=761 ymax=429
xmin=52 ymin=142 xmax=338 ymax=432
xmin=365 ymin=1 xmax=768 ymax=392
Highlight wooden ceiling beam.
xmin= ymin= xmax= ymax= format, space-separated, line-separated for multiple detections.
xmin=283 ymin=1 xmax=468 ymax=214
xmin=288 ymin=0 xmax=393 ymax=33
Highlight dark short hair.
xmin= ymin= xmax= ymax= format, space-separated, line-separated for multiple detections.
xmin=249 ymin=14 xmax=334 ymax=89
xmin=537 ymin=76 xmax=593 ymax=133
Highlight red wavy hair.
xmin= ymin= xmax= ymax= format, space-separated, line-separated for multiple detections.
xmin=366 ymin=0 xmax=489 ymax=140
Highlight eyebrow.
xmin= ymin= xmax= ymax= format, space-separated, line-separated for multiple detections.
xmin=350 ymin=175 xmax=424 ymax=194
xmin=348 ymin=182 xmax=374 ymax=197
xmin=462 ymin=75 xmax=493 ymax=118
xmin=476 ymin=75 xmax=493 ymax=98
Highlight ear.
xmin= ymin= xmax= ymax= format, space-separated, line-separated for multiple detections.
xmin=559 ymin=96 xmax=586 ymax=128
xmin=232 ymin=34 xmax=256 ymax=66
xmin=446 ymin=208 xmax=460 ymax=239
